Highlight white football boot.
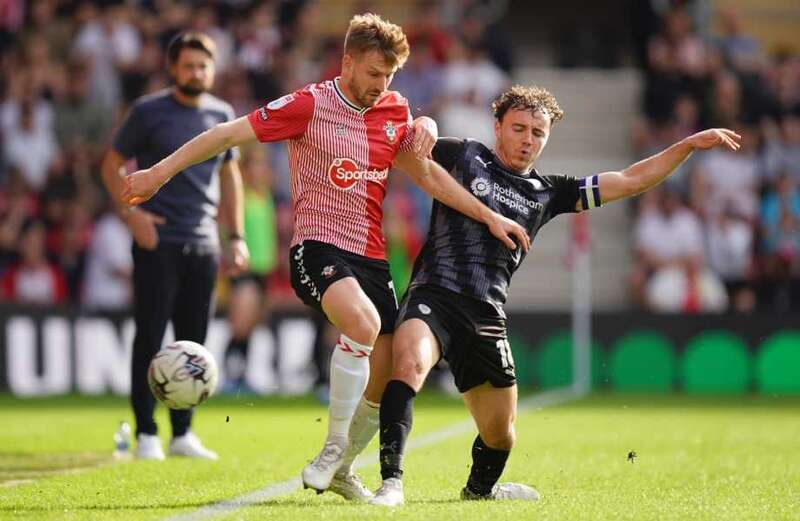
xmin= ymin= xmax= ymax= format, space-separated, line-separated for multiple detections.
xmin=370 ymin=478 xmax=404 ymax=506
xmin=328 ymin=469 xmax=374 ymax=502
xmin=301 ymin=436 xmax=347 ymax=492
xmin=135 ymin=433 xmax=165 ymax=461
xmin=169 ymin=431 xmax=218 ymax=460
xmin=461 ymin=482 xmax=540 ymax=501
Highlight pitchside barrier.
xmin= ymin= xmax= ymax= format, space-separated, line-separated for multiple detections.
xmin=0 ymin=304 xmax=797 ymax=396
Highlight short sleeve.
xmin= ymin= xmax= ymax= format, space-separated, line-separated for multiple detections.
xmin=543 ymin=175 xmax=581 ymax=216
xmin=247 ymin=89 xmax=315 ymax=143
xmin=112 ymin=102 xmax=149 ymax=158
xmin=398 ymin=107 xmax=415 ymax=153
xmin=431 ymin=137 xmax=466 ymax=173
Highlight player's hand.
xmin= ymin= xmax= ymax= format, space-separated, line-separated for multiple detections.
xmin=122 ymin=167 xmax=167 ymax=206
xmin=411 ymin=116 xmax=438 ymax=159
xmin=685 ymin=128 xmax=741 ymax=151
xmin=125 ymin=208 xmax=165 ymax=250
xmin=226 ymin=238 xmax=250 ymax=276
xmin=486 ymin=212 xmax=530 ymax=252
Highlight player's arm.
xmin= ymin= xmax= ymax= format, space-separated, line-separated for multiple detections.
xmin=100 ymin=148 xmax=166 ymax=250
xmin=122 ymin=117 xmax=257 ymax=205
xmin=582 ymin=128 xmax=741 ymax=210
xmin=394 ymin=151 xmax=530 ymax=251
xmin=219 ymin=159 xmax=249 ymax=274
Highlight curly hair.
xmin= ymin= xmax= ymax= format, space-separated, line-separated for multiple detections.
xmin=491 ymin=85 xmax=564 ymax=125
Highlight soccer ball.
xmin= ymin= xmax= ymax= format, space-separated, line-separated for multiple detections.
xmin=147 ymin=341 xmax=219 ymax=410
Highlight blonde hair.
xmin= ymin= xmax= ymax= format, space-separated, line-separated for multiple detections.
xmin=344 ymin=13 xmax=410 ymax=68
xmin=492 ymin=85 xmax=565 ymax=125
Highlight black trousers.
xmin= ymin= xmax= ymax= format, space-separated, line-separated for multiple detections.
xmin=131 ymin=242 xmax=218 ymax=437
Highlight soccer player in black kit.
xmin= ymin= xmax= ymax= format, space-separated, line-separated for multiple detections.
xmin=369 ymin=85 xmax=741 ymax=505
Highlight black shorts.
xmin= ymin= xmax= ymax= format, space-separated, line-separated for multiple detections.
xmin=397 ymin=284 xmax=515 ymax=393
xmin=289 ymin=240 xmax=398 ymax=335
xmin=231 ymin=272 xmax=267 ymax=291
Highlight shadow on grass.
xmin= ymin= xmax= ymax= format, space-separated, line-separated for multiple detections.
xmin=0 ymin=451 xmax=113 ymax=484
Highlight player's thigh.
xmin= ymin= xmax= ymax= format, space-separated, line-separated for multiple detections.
xmin=391 ymin=318 xmax=442 ymax=392
xmin=462 ymin=383 xmax=517 ymax=447
xmin=364 ymin=333 xmax=393 ymax=403
xmin=228 ymin=277 xmax=264 ymax=338
xmin=321 ymin=276 xmax=381 ymax=345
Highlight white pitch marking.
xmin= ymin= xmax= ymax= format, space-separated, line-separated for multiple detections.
xmin=164 ymin=386 xmax=579 ymax=521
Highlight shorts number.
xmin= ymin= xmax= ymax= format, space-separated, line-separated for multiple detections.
xmin=497 ymin=339 xmax=514 ymax=369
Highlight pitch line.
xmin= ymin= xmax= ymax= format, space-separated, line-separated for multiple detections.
xmin=164 ymin=386 xmax=579 ymax=521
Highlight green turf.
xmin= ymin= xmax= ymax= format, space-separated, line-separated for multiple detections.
xmin=0 ymin=392 xmax=798 ymax=520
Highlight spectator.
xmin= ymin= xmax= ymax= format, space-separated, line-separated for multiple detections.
xmin=82 ymin=208 xmax=133 ymax=311
xmin=0 ymin=169 xmax=39 ymax=271
xmin=223 ymin=144 xmax=278 ymax=394
xmin=759 ymin=172 xmax=800 ymax=310
xmin=1 ymin=219 xmax=67 ymax=305
xmin=406 ymin=0 xmax=451 ymax=64
xmin=439 ymin=38 xmax=508 ymax=143
xmin=649 ymin=7 xmax=708 ymax=80
xmin=705 ymin=71 xmax=742 ymax=128
xmin=53 ymin=201 xmax=92 ymax=303
xmin=21 ymin=0 xmax=72 ymax=63
xmin=691 ymin=124 xmax=760 ymax=222
xmin=1 ymin=95 xmax=59 ymax=191
xmin=73 ymin=3 xmax=141 ymax=109
xmin=764 ymin=107 xmax=800 ymax=184
xmin=54 ymin=59 xmax=113 ymax=155
xmin=705 ymin=205 xmax=755 ymax=312
xmin=716 ymin=6 xmax=762 ymax=74
xmin=391 ymin=38 xmax=443 ymax=119
xmin=632 ymin=188 xmax=727 ymax=312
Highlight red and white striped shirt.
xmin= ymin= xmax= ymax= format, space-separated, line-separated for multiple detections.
xmin=247 ymin=78 xmax=416 ymax=260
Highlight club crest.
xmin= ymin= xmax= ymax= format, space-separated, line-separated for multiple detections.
xmin=384 ymin=121 xmax=397 ymax=144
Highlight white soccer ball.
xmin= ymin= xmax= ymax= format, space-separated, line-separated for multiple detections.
xmin=147 ymin=341 xmax=219 ymax=410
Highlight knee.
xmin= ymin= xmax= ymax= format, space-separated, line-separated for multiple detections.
xmin=228 ymin=314 xmax=252 ymax=339
xmin=392 ymin=347 xmax=430 ymax=391
xmin=339 ymin=306 xmax=381 ymax=346
xmin=481 ymin=418 xmax=515 ymax=451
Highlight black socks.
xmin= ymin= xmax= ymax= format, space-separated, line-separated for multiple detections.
xmin=379 ymin=379 xmax=416 ymax=480
xmin=465 ymin=435 xmax=510 ymax=496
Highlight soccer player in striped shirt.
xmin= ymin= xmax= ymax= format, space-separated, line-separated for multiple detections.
xmin=122 ymin=13 xmax=529 ymax=501
xmin=370 ymin=85 xmax=741 ymax=505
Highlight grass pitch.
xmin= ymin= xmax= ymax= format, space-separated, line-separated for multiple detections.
xmin=0 ymin=392 xmax=798 ymax=520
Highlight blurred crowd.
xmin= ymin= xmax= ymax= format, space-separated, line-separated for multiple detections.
xmin=0 ymin=0 xmax=512 ymax=310
xmin=2 ymin=0 xmax=796 ymax=315
xmin=629 ymin=3 xmax=800 ymax=313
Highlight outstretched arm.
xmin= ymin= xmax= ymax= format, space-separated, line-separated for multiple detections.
xmin=394 ymin=150 xmax=530 ymax=252
xmin=584 ymin=128 xmax=741 ymax=209
xmin=122 ymin=117 xmax=257 ymax=205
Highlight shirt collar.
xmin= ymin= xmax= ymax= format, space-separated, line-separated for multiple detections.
xmin=334 ymin=77 xmax=369 ymax=115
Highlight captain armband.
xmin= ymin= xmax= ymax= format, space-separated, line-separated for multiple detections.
xmin=578 ymin=175 xmax=602 ymax=210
